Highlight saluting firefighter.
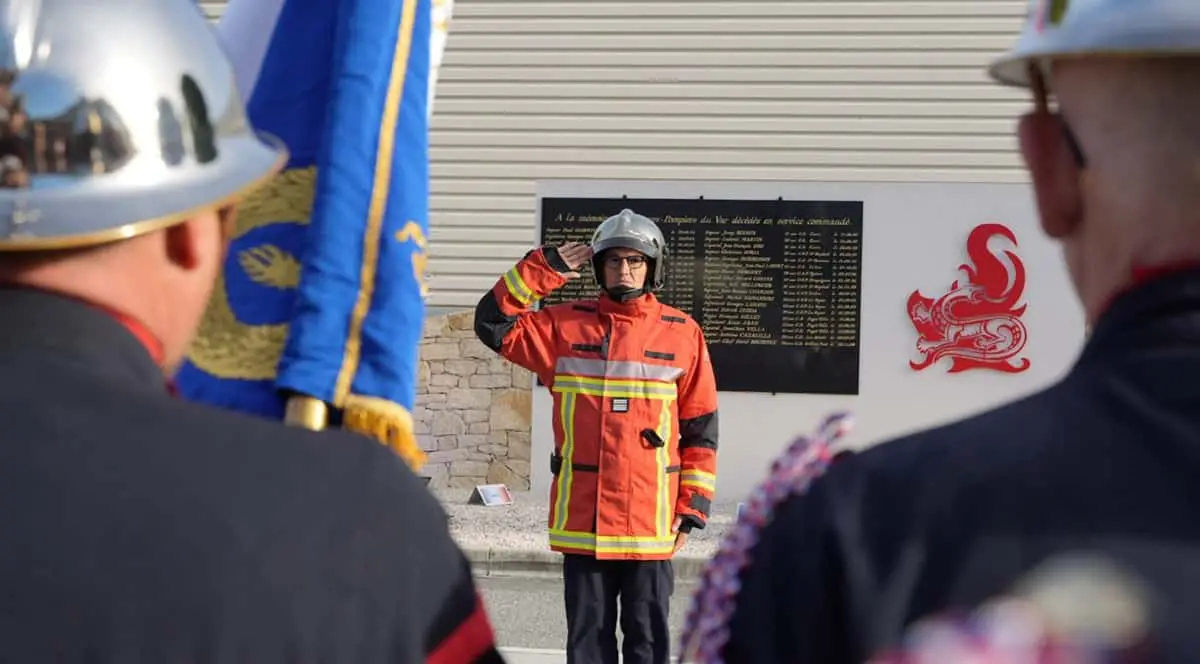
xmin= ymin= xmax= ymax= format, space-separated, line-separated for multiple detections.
xmin=475 ymin=209 xmax=720 ymax=664
xmin=0 ymin=1 xmax=501 ymax=661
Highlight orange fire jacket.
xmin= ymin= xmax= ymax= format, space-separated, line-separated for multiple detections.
xmin=474 ymin=247 xmax=720 ymax=560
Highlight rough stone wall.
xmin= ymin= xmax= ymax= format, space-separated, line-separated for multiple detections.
xmin=416 ymin=310 xmax=534 ymax=489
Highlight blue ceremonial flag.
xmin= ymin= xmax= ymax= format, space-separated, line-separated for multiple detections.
xmin=177 ymin=0 xmax=454 ymax=468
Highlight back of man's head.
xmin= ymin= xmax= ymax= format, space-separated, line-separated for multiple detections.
xmin=1059 ymin=57 xmax=1200 ymax=223
xmin=0 ymin=206 xmax=234 ymax=373
xmin=987 ymin=3 xmax=1200 ymax=322
xmin=0 ymin=0 xmax=284 ymax=371
xmin=1030 ymin=56 xmax=1200 ymax=319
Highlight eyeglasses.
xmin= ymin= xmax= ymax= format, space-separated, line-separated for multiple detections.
xmin=604 ymin=255 xmax=647 ymax=269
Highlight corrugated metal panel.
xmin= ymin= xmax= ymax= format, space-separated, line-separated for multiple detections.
xmin=199 ymin=0 xmax=1032 ymax=308
xmin=429 ymin=0 xmax=1031 ymax=307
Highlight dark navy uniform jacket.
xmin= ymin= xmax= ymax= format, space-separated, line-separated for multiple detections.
xmin=0 ymin=287 xmax=502 ymax=663
xmin=724 ymin=269 xmax=1200 ymax=663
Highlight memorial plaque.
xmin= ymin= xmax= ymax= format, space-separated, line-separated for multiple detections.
xmin=538 ymin=197 xmax=864 ymax=395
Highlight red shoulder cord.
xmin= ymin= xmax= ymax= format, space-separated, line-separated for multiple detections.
xmin=1098 ymin=261 xmax=1200 ymax=317
xmin=85 ymin=300 xmax=177 ymax=397
xmin=1129 ymin=261 xmax=1200 ymax=286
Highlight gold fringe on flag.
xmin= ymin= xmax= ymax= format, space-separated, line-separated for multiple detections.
xmin=341 ymin=394 xmax=427 ymax=471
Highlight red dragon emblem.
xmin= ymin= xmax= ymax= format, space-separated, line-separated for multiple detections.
xmin=907 ymin=223 xmax=1031 ymax=374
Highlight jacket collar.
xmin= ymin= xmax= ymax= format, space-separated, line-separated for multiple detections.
xmin=0 ymin=286 xmax=168 ymax=393
xmin=597 ymin=291 xmax=659 ymax=319
xmin=1080 ymin=267 xmax=1200 ymax=363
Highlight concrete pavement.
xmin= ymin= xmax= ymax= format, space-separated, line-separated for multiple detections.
xmin=478 ymin=574 xmax=693 ymax=663
xmin=497 ymin=648 xmax=572 ymax=663
xmin=498 ymin=648 xmax=686 ymax=664
xmin=435 ymin=487 xmax=736 ymax=580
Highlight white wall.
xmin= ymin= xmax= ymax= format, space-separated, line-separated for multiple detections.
xmin=529 ymin=180 xmax=1086 ymax=502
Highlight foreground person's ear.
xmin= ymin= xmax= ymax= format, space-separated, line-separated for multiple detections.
xmin=1019 ymin=109 xmax=1084 ymax=240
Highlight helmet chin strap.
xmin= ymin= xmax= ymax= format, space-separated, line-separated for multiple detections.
xmin=603 ymin=285 xmax=645 ymax=302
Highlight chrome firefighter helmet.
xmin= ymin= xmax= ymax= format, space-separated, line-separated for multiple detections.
xmin=989 ymin=0 xmax=1200 ymax=88
xmin=590 ymin=208 xmax=667 ymax=292
xmin=0 ymin=0 xmax=286 ymax=250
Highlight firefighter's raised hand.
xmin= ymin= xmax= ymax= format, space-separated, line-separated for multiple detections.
xmin=555 ymin=241 xmax=593 ymax=279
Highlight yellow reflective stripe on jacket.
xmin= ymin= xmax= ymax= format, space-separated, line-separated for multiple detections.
xmin=551 ymin=375 xmax=677 ymax=400
xmin=655 ymin=400 xmax=673 ymax=538
xmin=551 ymin=392 xmax=578 ymax=530
xmin=502 ymin=265 xmax=535 ymax=306
xmin=549 ymin=529 xmax=677 ymax=555
xmin=681 ymin=468 xmax=716 ymax=492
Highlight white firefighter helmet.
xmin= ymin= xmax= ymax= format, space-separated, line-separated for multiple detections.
xmin=589 ymin=208 xmax=667 ymax=291
xmin=989 ymin=0 xmax=1200 ymax=88
xmin=0 ymin=0 xmax=286 ymax=250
